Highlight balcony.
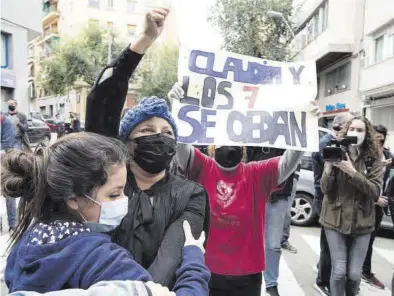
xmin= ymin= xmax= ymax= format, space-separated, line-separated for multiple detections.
xmin=42 ymin=3 xmax=60 ymax=27
xmin=360 ymin=57 xmax=394 ymax=97
xmin=291 ymin=0 xmax=357 ymax=71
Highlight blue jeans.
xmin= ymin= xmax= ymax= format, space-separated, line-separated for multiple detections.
xmin=281 ymin=179 xmax=298 ymax=245
xmin=264 ymin=198 xmax=289 ymax=288
xmin=325 ymin=228 xmax=370 ymax=296
xmin=6 ymin=198 xmax=16 ymax=229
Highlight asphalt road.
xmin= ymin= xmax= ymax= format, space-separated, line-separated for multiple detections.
xmin=261 ymin=225 xmax=393 ymax=296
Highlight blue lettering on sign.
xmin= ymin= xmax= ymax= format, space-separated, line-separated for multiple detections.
xmin=188 ymin=50 xmax=284 ymax=86
xmin=177 ymin=108 xmax=308 ymax=147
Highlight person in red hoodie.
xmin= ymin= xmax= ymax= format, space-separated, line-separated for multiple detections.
xmin=168 ymin=83 xmax=320 ymax=296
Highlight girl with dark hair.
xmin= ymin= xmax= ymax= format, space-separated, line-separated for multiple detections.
xmin=1 ymin=133 xmax=209 ymax=295
xmin=320 ymin=116 xmax=383 ymax=296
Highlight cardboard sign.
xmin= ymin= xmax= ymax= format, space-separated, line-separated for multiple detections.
xmin=172 ymin=47 xmax=319 ymax=151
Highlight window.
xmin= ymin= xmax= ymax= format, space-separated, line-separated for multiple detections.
xmin=88 ymin=0 xmax=100 ymax=8
xmin=1 ymin=32 xmax=10 ymax=69
xmin=127 ymin=25 xmax=137 ymax=37
xmin=374 ymin=35 xmax=384 ymax=62
xmin=107 ymin=0 xmax=114 ymax=8
xmin=88 ymin=19 xmax=99 ymax=28
xmin=389 ymin=34 xmax=394 ymax=56
xmin=126 ymin=0 xmax=137 ymax=13
xmin=325 ymin=63 xmax=351 ymax=97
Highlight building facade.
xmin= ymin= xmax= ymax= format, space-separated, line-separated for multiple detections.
xmin=291 ymin=0 xmax=365 ymax=127
xmin=29 ymin=0 xmax=178 ymax=121
xmin=1 ymin=0 xmax=42 ymax=113
xmin=360 ymin=0 xmax=394 ymax=148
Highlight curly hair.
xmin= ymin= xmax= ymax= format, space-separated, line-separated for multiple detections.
xmin=337 ymin=116 xmax=380 ymax=164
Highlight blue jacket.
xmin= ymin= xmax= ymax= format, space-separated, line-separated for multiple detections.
xmin=1 ymin=114 xmax=16 ymax=150
xmin=6 ymin=221 xmax=210 ymax=296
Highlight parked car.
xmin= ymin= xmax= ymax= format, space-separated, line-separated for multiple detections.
xmin=291 ymin=127 xmax=393 ymax=231
xmin=44 ymin=119 xmax=57 ymax=133
xmin=27 ymin=118 xmax=51 ymax=146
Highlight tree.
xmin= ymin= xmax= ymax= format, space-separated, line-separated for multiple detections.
xmin=209 ymin=0 xmax=293 ymax=60
xmin=136 ymin=43 xmax=179 ymax=104
xmin=38 ymin=25 xmax=126 ymax=95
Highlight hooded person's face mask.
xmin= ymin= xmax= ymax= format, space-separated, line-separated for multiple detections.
xmin=214 ymin=146 xmax=243 ymax=168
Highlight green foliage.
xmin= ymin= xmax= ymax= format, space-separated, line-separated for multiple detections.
xmin=136 ymin=44 xmax=179 ymax=104
xmin=209 ymin=0 xmax=293 ymax=60
xmin=38 ymin=25 xmax=127 ymax=95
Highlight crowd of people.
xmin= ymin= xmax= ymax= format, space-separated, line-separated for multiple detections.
xmin=0 ymin=7 xmax=394 ymax=296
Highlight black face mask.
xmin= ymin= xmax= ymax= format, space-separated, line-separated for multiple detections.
xmin=8 ymin=105 xmax=16 ymax=112
xmin=132 ymin=133 xmax=176 ymax=174
xmin=214 ymin=146 xmax=243 ymax=168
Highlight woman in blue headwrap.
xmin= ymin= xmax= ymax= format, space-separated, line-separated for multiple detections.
xmin=85 ymin=8 xmax=209 ymax=289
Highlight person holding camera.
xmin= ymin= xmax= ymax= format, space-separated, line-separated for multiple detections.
xmin=320 ymin=116 xmax=382 ymax=296
xmin=312 ymin=112 xmax=353 ymax=295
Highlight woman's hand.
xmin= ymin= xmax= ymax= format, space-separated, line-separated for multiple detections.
xmin=168 ymin=82 xmax=184 ymax=103
xmin=376 ymin=196 xmax=389 ymax=207
xmin=143 ymin=8 xmax=169 ymax=40
xmin=183 ymin=220 xmax=205 ymax=254
xmin=332 ymin=154 xmax=357 ymax=175
xmin=382 ymin=158 xmax=392 ymax=167
xmin=130 ymin=8 xmax=169 ymax=54
xmin=145 ymin=282 xmax=175 ymax=296
xmin=309 ymin=100 xmax=321 ymax=118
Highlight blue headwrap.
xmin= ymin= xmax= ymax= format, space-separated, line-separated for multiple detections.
xmin=119 ymin=96 xmax=178 ymax=140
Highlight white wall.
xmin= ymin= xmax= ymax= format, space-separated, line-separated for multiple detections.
xmin=364 ymin=0 xmax=394 ymax=35
xmin=1 ymin=0 xmax=42 ymax=41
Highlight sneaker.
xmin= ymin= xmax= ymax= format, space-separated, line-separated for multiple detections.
xmin=281 ymin=241 xmax=298 ymax=253
xmin=314 ymin=283 xmax=331 ymax=296
xmin=361 ymin=273 xmax=385 ymax=289
xmin=266 ymin=286 xmax=280 ymax=296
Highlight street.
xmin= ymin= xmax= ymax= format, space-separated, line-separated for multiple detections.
xmin=261 ymin=226 xmax=393 ymax=296
xmin=0 ymin=224 xmax=392 ymax=295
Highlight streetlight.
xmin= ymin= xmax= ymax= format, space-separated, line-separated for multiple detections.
xmin=267 ymin=10 xmax=296 ymax=39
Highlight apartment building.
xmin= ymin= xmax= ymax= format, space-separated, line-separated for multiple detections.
xmin=30 ymin=0 xmax=177 ymax=120
xmin=291 ymin=0 xmax=365 ymax=127
xmin=1 ymin=0 xmax=41 ymax=112
xmin=360 ymin=0 xmax=394 ymax=148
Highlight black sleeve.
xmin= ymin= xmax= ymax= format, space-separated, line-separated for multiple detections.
xmin=17 ymin=113 xmax=28 ymax=133
xmin=85 ymin=46 xmax=143 ymax=137
xmin=148 ymin=185 xmax=207 ymax=287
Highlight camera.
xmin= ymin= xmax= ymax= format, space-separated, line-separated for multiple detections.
xmin=322 ymin=136 xmax=358 ymax=162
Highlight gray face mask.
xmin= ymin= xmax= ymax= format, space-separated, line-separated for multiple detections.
xmin=79 ymin=195 xmax=129 ymax=233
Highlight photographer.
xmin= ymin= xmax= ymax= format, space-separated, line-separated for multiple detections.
xmin=312 ymin=113 xmax=353 ymax=295
xmin=320 ymin=116 xmax=382 ymax=296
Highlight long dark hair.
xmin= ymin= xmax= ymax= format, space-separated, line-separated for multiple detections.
xmin=337 ymin=116 xmax=380 ymax=164
xmin=1 ymin=132 xmax=128 ymax=248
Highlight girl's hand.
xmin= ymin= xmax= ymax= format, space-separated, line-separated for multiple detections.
xmin=168 ymin=82 xmax=184 ymax=103
xmin=145 ymin=282 xmax=175 ymax=296
xmin=332 ymin=154 xmax=357 ymax=175
xmin=183 ymin=220 xmax=205 ymax=254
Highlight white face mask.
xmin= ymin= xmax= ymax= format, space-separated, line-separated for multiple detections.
xmin=347 ymin=131 xmax=366 ymax=147
xmin=80 ymin=195 xmax=128 ymax=233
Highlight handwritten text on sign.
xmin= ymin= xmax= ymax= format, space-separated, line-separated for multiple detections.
xmin=172 ymin=47 xmax=319 ymax=151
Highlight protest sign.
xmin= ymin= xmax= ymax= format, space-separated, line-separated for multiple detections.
xmin=172 ymin=47 xmax=319 ymax=151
